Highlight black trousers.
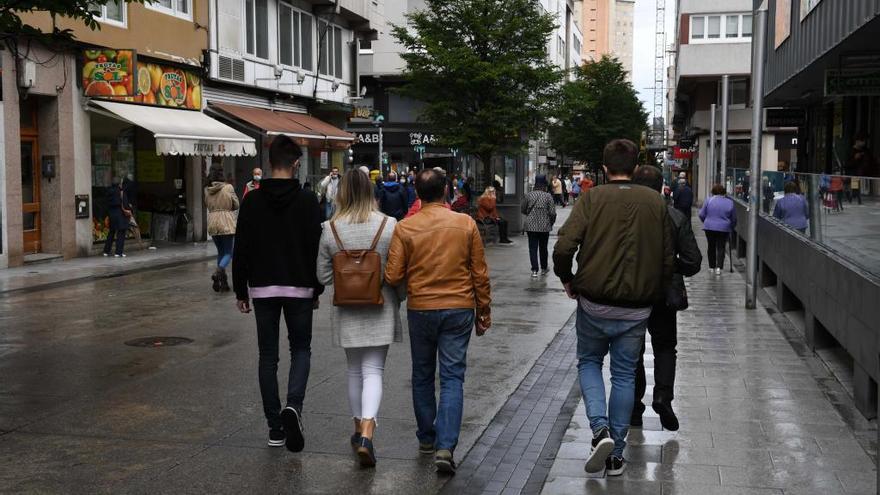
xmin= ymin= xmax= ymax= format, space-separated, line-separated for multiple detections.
xmin=103 ymin=228 xmax=126 ymax=255
xmin=253 ymin=297 xmax=313 ymax=430
xmin=635 ymin=303 xmax=678 ymax=405
xmin=526 ymin=232 xmax=549 ymax=271
xmin=491 ymin=218 xmax=509 ymax=242
xmin=705 ymin=230 xmax=729 ymax=270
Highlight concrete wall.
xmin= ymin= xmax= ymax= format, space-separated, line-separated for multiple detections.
xmin=678 ymin=43 xmax=752 ymax=78
xmin=0 ymin=101 xmax=6 ymax=268
xmin=680 ymin=0 xmax=752 ymax=14
xmin=732 ymin=201 xmax=880 ymax=418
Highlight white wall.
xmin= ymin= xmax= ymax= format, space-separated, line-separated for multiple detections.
xmin=678 ymin=43 xmax=751 ymax=78
xmin=680 ymin=0 xmax=752 ymax=14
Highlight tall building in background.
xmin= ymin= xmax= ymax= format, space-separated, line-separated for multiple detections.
xmin=580 ymin=0 xmax=635 ymax=79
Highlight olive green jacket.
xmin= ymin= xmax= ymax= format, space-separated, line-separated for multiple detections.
xmin=553 ymin=181 xmax=675 ymax=308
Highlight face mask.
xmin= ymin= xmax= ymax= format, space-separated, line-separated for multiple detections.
xmin=254 ymin=175 xmax=262 ymax=181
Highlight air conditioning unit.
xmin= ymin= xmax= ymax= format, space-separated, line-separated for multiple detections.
xmin=218 ymin=56 xmax=245 ymax=82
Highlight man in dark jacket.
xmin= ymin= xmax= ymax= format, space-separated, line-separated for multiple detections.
xmin=631 ymin=166 xmax=702 ymax=432
xmin=233 ymin=135 xmax=323 ymax=453
xmin=673 ymin=178 xmax=694 ymax=219
xmin=553 ymin=139 xmax=674 ymax=477
xmin=378 ymin=172 xmax=409 ymax=220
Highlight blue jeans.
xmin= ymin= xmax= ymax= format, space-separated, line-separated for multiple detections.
xmin=212 ymin=234 xmax=234 ymax=269
xmin=324 ymin=200 xmax=336 ymax=220
xmin=408 ymin=309 xmax=474 ymax=452
xmin=576 ymin=306 xmax=647 ymax=457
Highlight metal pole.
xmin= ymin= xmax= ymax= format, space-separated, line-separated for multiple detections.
xmin=745 ymin=3 xmax=768 ymax=310
xmin=378 ymin=126 xmax=384 ymax=175
xmin=720 ymin=75 xmax=730 ymax=193
xmin=709 ymin=104 xmax=717 ymax=191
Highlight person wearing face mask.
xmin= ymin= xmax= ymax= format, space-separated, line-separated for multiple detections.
xmin=243 ymin=168 xmax=263 ymax=199
xmin=320 ymin=167 xmax=341 ymax=219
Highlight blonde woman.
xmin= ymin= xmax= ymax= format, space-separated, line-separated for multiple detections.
xmin=316 ymin=169 xmax=402 ymax=468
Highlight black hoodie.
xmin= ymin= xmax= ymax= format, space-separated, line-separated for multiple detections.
xmin=232 ymin=178 xmax=323 ymax=301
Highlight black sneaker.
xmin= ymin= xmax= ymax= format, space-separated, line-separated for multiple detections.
xmin=652 ymin=401 xmax=680 ymax=431
xmin=267 ymin=428 xmax=285 ymax=447
xmin=630 ymin=402 xmax=646 ymax=428
xmin=585 ymin=427 xmax=615 ymax=473
xmin=434 ymin=449 xmax=456 ymax=474
xmin=281 ymin=406 xmax=305 ymax=452
xmin=605 ymin=456 xmax=625 ymax=476
xmin=540 ymin=268 xmax=550 ymax=276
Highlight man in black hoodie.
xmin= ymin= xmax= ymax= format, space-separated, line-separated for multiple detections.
xmin=233 ymin=135 xmax=323 ymax=453
xmin=378 ymin=172 xmax=409 ymax=220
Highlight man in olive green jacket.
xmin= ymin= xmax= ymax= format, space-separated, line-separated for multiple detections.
xmin=553 ymin=139 xmax=674 ymax=477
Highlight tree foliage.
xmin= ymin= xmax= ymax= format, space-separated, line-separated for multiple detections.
xmin=392 ymin=0 xmax=562 ymax=182
xmin=548 ymin=56 xmax=648 ymax=169
xmin=0 ymin=1 xmax=146 ymax=46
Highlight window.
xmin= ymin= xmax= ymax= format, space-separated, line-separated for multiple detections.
xmin=88 ymin=1 xmax=125 ymax=27
xmin=245 ymin=0 xmax=269 ymax=59
xmin=572 ymin=37 xmax=581 ymax=56
xmin=359 ymin=39 xmax=373 ymax=54
xmin=279 ymin=4 xmax=314 ymax=70
xmin=146 ymin=0 xmax=191 ymax=19
xmin=730 ymin=79 xmax=749 ymax=106
xmin=690 ymin=14 xmax=752 ymax=43
xmin=318 ymin=21 xmax=344 ymax=78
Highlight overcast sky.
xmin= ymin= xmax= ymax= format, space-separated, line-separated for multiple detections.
xmin=632 ymin=0 xmax=677 ymax=123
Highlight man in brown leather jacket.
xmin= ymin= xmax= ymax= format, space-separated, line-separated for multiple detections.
xmin=385 ymin=168 xmax=491 ymax=474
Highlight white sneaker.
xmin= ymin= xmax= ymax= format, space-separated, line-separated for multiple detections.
xmin=715 ymin=268 xmax=722 ymax=275
xmin=531 ymin=271 xmax=539 ymax=278
xmin=114 ymin=253 xmax=127 ymax=258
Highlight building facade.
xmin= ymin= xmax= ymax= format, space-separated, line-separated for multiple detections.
xmin=669 ymin=0 xmax=786 ymax=201
xmin=580 ymin=0 xmax=634 ymax=79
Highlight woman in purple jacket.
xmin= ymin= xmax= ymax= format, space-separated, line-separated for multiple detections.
xmin=773 ymin=182 xmax=809 ymax=234
xmin=699 ymin=184 xmax=737 ymax=275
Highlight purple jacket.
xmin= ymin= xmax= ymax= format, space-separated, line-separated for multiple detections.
xmin=773 ymin=193 xmax=809 ymax=230
xmin=699 ymin=195 xmax=737 ymax=233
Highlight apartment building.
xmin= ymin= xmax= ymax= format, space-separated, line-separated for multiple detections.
xmin=580 ymin=0 xmax=634 ymax=79
xmin=669 ymin=0 xmax=785 ymax=201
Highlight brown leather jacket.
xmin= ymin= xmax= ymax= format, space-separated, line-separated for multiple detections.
xmin=385 ymin=203 xmax=491 ymax=323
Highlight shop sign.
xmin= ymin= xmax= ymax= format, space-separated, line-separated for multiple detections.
xmin=774 ymin=134 xmax=798 ymax=150
xmin=356 ymin=132 xmax=381 ymax=144
xmin=765 ymin=108 xmax=806 ymax=129
xmin=351 ymin=106 xmax=373 ymax=119
xmin=409 ymin=132 xmax=437 ymax=145
xmin=825 ymin=69 xmax=880 ymax=97
xmin=672 ymin=146 xmax=693 ymax=160
xmin=82 ymin=49 xmax=203 ymax=110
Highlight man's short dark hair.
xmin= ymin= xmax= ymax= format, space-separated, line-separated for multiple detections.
xmin=784 ymin=181 xmax=798 ymax=194
xmin=632 ymin=165 xmax=663 ymax=192
xmin=603 ymin=139 xmax=639 ymax=177
xmin=415 ymin=169 xmax=446 ymax=203
xmin=269 ymin=135 xmax=303 ymax=170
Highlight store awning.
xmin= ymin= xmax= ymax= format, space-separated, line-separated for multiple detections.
xmin=89 ymin=100 xmax=257 ymax=157
xmin=210 ymin=103 xmax=355 ymax=144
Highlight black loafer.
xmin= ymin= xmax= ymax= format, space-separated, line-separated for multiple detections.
xmin=652 ymin=401 xmax=679 ymax=431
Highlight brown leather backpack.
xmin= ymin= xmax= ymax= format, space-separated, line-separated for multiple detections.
xmin=329 ymin=217 xmax=388 ymax=307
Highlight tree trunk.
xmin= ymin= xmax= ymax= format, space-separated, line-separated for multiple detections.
xmin=478 ymin=152 xmax=493 ymax=188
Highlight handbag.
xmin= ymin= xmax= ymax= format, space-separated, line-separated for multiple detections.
xmin=330 ymin=217 xmax=388 ymax=307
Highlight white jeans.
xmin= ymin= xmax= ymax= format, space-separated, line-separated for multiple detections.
xmin=345 ymin=346 xmax=389 ymax=420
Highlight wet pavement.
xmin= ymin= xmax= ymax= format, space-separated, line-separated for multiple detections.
xmin=541 ymin=226 xmax=878 ymax=495
xmin=0 ymin=211 xmax=576 ymax=494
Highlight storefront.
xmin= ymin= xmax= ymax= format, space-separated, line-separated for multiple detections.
xmin=206 ymin=102 xmax=354 ymax=188
xmin=83 ymin=53 xmax=256 ymax=246
xmin=348 ymin=127 xmax=462 ymax=177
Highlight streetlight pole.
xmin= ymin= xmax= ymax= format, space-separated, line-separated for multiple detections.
xmin=746 ymin=2 xmax=768 ymax=310
xmin=709 ymin=104 xmax=717 ymax=192
xmin=720 ymin=74 xmax=730 ymax=192
xmin=372 ymin=113 xmax=385 ymax=175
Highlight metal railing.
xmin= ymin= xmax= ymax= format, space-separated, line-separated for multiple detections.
xmin=725 ymin=168 xmax=880 ymax=278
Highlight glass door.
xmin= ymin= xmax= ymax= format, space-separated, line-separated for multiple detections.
xmin=21 ymin=139 xmax=41 ymax=253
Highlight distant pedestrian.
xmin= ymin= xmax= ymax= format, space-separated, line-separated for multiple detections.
xmin=205 ymin=163 xmax=240 ymax=292
xmin=319 ymin=167 xmax=341 ymax=219
xmin=673 ymin=178 xmax=693 ymax=219
xmin=631 ymin=166 xmax=702 ymax=432
xmin=232 ymin=135 xmax=323 ymax=452
xmin=551 ymin=175 xmax=565 ymax=206
xmin=580 ymin=174 xmax=594 ymax=195
xmin=699 ymin=184 xmax=737 ymax=275
xmin=829 ymin=175 xmax=845 ymax=212
xmin=102 ymin=179 xmax=133 ymax=258
xmin=316 ymin=169 xmax=402 ymax=468
xmin=563 ymin=176 xmax=572 ymax=204
xmin=402 ymin=175 xmax=417 ymax=208
xmin=243 ymin=167 xmax=262 ymax=199
xmin=385 ymin=168 xmax=492 ymax=474
xmin=762 ymin=177 xmax=774 ymax=215
xmin=570 ymin=179 xmax=581 ymax=201
xmin=521 ymin=175 xmax=556 ymax=277
xmin=553 ymin=139 xmax=674 ymax=476
xmin=476 ymin=186 xmax=512 ymax=244
xmin=377 ymin=172 xmax=409 ymax=220
xmin=773 ymin=182 xmax=809 ymax=234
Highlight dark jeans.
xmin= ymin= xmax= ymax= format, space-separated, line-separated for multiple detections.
xmin=850 ymin=188 xmax=862 ymax=205
xmin=408 ymin=308 xmax=474 ymax=452
xmin=212 ymin=234 xmax=234 ymax=269
xmin=485 ymin=218 xmax=510 ymax=242
xmin=527 ymin=232 xmax=550 ymax=272
xmin=705 ymin=230 xmax=729 ymax=269
xmin=254 ymin=297 xmax=313 ymax=430
xmin=675 ymin=206 xmax=691 ymax=220
xmin=553 ymin=194 xmax=564 ymax=206
xmin=635 ymin=303 xmax=678 ymax=407
xmin=103 ymin=228 xmax=126 ymax=255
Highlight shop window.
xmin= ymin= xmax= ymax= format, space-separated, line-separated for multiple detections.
xmin=245 ymin=0 xmax=269 ymax=59
xmin=146 ymin=0 xmax=191 ymax=19
xmin=88 ymin=1 xmax=126 ymax=27
xmin=318 ymin=22 xmax=343 ymax=78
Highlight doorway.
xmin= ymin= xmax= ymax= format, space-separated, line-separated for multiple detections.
xmin=20 ymin=138 xmax=41 ymax=254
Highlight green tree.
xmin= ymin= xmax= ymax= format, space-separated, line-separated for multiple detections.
xmin=0 ymin=1 xmax=147 ymax=45
xmin=392 ymin=0 xmax=562 ymax=184
xmin=548 ymin=56 xmax=648 ymax=171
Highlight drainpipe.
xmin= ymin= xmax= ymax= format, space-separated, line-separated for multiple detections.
xmin=720 ymin=74 xmax=730 ymax=192
xmin=745 ymin=2 xmax=768 ymax=310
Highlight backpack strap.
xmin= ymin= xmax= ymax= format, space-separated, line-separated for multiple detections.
xmin=329 ymin=221 xmax=346 ymax=251
xmin=369 ymin=217 xmax=389 ymax=251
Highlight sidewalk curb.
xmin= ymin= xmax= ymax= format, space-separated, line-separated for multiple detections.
xmin=0 ymin=255 xmax=214 ymax=297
